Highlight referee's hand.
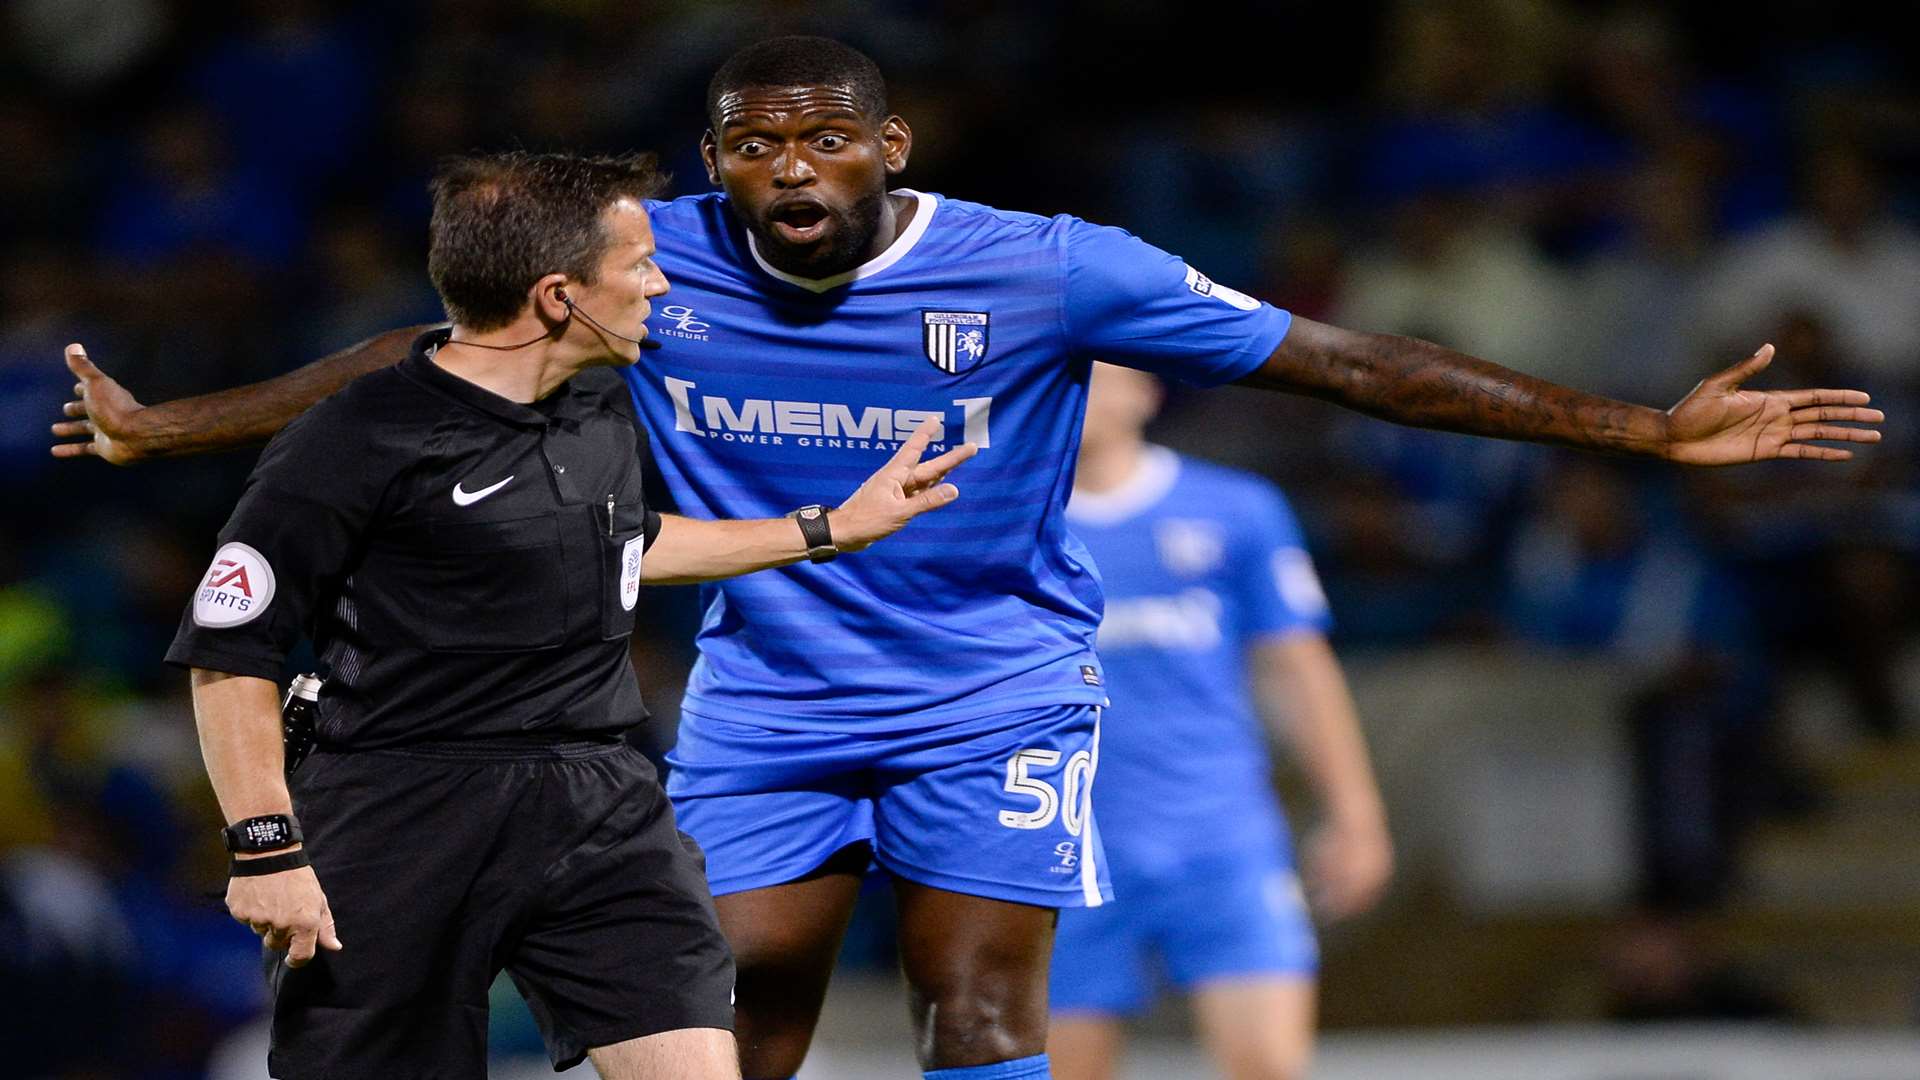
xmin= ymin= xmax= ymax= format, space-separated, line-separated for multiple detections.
xmin=832 ymin=418 xmax=976 ymax=552
xmin=226 ymin=857 xmax=344 ymax=967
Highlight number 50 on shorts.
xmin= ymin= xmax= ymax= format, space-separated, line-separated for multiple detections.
xmin=999 ymin=747 xmax=1095 ymax=836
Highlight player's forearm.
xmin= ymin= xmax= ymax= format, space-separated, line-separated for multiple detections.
xmin=190 ymin=669 xmax=295 ymax=829
xmin=641 ymin=514 xmax=813 ymax=584
xmin=130 ymin=325 xmax=433 ymax=459
xmin=1253 ymin=635 xmax=1386 ymax=828
xmin=1243 ymin=316 xmax=1672 ymax=458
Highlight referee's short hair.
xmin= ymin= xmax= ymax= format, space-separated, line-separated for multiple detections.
xmin=428 ymin=151 xmax=668 ymax=332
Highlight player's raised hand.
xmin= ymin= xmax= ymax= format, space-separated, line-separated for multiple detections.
xmin=1663 ymin=344 xmax=1885 ymax=466
xmin=50 ymin=344 xmax=151 ymax=464
xmin=833 ymin=418 xmax=978 ymax=551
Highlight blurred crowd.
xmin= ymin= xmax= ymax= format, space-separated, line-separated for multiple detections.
xmin=1 ymin=0 xmax=1916 ymax=1074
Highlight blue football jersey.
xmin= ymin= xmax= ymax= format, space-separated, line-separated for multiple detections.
xmin=1065 ymin=447 xmax=1332 ymax=869
xmin=623 ymin=190 xmax=1292 ymax=730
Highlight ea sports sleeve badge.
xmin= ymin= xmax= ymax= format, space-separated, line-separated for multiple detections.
xmin=193 ymin=541 xmax=277 ymax=628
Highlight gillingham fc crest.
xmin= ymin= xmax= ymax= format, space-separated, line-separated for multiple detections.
xmin=923 ymin=311 xmax=989 ymax=374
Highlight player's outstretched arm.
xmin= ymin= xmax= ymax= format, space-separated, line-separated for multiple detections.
xmin=1242 ymin=317 xmax=1885 ymax=465
xmin=51 ymin=325 xmax=434 ymax=463
xmin=642 ymin=419 xmax=976 ymax=584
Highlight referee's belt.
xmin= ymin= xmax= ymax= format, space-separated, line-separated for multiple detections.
xmin=318 ymin=731 xmax=629 ymax=762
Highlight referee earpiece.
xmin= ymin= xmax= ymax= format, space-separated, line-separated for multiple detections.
xmin=551 ymin=288 xmax=661 ymax=351
xmin=446 ymin=286 xmax=654 ymax=353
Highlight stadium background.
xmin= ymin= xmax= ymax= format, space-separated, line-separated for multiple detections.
xmin=2 ymin=0 xmax=1917 ymax=1076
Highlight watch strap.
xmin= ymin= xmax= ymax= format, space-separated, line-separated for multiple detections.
xmin=791 ymin=504 xmax=838 ymax=563
xmin=229 ymin=849 xmax=312 ymax=877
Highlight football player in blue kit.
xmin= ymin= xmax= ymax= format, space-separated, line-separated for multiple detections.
xmin=53 ymin=35 xmax=1883 ymax=1080
xmin=1048 ymin=364 xmax=1392 ymax=1080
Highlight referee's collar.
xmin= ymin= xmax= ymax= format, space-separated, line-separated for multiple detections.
xmin=402 ymin=328 xmax=596 ymax=427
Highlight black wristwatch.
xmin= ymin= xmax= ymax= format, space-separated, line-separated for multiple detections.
xmin=791 ymin=504 xmax=839 ymax=563
xmin=222 ymin=813 xmax=303 ymax=854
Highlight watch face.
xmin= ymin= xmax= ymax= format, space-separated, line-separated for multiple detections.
xmin=240 ymin=819 xmax=289 ymax=846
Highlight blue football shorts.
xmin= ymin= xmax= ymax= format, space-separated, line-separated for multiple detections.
xmin=1049 ymin=845 xmax=1319 ymax=1015
xmin=666 ymin=703 xmax=1112 ymax=908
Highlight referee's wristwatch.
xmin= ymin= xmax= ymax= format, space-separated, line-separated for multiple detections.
xmin=222 ymin=813 xmax=302 ymax=854
xmin=790 ymin=504 xmax=839 ymax=563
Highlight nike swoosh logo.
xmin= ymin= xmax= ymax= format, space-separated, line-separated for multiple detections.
xmin=451 ymin=475 xmax=514 ymax=506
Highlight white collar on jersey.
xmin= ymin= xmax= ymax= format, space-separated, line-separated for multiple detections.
xmin=1066 ymin=444 xmax=1181 ymax=527
xmin=744 ymin=188 xmax=937 ymax=293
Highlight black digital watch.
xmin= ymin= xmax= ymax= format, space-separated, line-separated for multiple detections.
xmin=791 ymin=504 xmax=839 ymax=563
xmin=222 ymin=813 xmax=303 ymax=854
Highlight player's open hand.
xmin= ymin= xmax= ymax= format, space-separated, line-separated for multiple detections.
xmin=50 ymin=344 xmax=151 ymax=465
xmin=226 ymin=860 xmax=344 ymax=968
xmin=1663 ymin=344 xmax=1884 ymax=466
xmin=1302 ymin=816 xmax=1393 ymax=922
xmin=833 ymin=418 xmax=977 ymax=552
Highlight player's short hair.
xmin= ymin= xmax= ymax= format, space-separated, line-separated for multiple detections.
xmin=706 ymin=36 xmax=887 ymax=128
xmin=427 ymin=151 xmax=667 ymax=332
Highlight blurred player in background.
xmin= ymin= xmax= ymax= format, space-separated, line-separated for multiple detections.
xmin=51 ymin=35 xmax=1882 ymax=1080
xmin=1048 ymin=363 xmax=1390 ymax=1080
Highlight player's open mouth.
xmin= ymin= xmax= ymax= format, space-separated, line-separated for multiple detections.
xmin=768 ymin=201 xmax=831 ymax=244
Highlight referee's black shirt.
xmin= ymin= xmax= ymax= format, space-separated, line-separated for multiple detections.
xmin=167 ymin=329 xmax=663 ymax=748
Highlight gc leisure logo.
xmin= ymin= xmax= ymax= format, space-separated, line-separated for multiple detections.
xmin=654 ymin=305 xmax=712 ymax=341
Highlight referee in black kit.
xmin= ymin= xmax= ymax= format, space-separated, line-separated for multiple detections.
xmin=157 ymin=151 xmax=974 ymax=1079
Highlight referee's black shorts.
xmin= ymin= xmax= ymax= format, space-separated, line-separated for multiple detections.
xmin=265 ymin=737 xmax=734 ymax=1079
